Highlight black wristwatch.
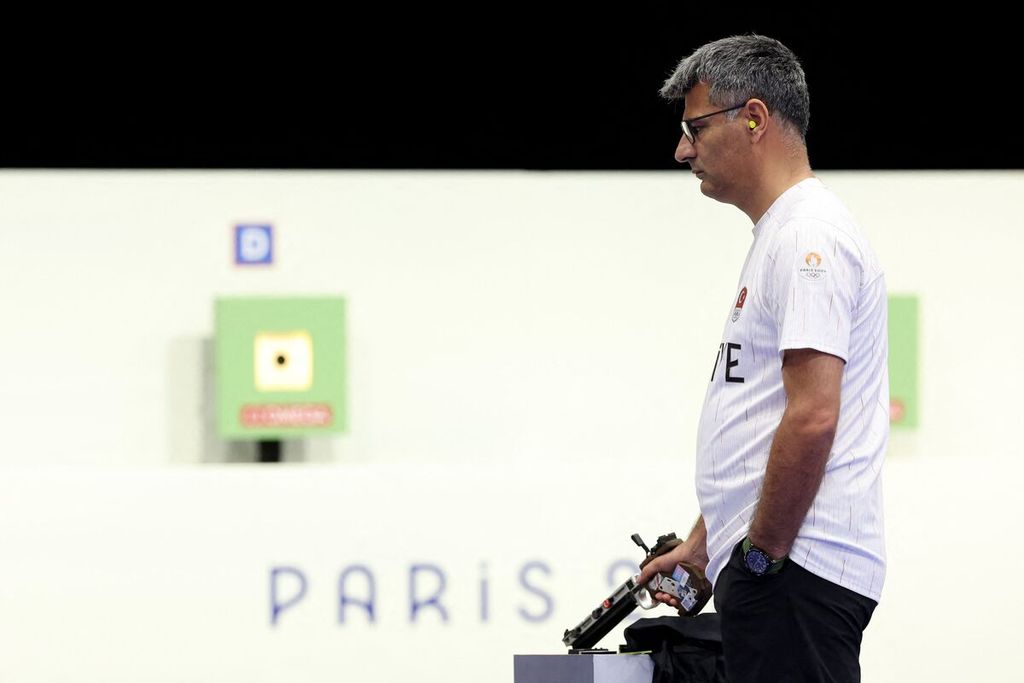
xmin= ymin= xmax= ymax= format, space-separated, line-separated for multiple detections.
xmin=741 ymin=536 xmax=787 ymax=576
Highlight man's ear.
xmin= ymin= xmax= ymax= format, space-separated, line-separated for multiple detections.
xmin=745 ymin=99 xmax=770 ymax=141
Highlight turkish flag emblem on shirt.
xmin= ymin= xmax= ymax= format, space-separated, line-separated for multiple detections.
xmin=732 ymin=287 xmax=748 ymax=322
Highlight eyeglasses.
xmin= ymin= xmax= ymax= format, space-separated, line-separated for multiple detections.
xmin=679 ymin=102 xmax=749 ymax=144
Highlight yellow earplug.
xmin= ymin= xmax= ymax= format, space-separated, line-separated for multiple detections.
xmin=749 ymin=120 xmax=757 ymax=129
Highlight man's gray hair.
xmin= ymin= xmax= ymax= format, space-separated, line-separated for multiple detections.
xmin=661 ymin=34 xmax=810 ymax=140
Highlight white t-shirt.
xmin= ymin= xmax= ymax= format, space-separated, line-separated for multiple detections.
xmin=695 ymin=176 xmax=888 ymax=602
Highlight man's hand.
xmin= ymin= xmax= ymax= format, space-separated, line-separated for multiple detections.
xmin=637 ymin=528 xmax=709 ymax=610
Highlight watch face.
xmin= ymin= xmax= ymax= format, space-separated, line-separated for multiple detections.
xmin=745 ymin=548 xmax=769 ymax=575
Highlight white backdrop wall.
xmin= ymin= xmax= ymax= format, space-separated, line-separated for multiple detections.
xmin=3 ymin=170 xmax=1021 ymax=466
xmin=1 ymin=170 xmax=1022 ymax=681
xmin=0 ymin=458 xmax=1020 ymax=682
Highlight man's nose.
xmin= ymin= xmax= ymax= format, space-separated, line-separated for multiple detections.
xmin=674 ymin=134 xmax=695 ymax=165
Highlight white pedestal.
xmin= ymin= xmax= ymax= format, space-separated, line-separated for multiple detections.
xmin=513 ymin=653 xmax=654 ymax=683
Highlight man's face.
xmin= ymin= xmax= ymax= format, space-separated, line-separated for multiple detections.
xmin=675 ymin=82 xmax=749 ymax=204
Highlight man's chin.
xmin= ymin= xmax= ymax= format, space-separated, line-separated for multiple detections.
xmin=698 ymin=181 xmax=730 ymax=205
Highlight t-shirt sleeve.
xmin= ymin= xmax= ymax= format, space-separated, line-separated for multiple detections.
xmin=765 ymin=219 xmax=861 ymax=363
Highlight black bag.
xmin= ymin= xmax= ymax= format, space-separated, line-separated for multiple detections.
xmin=623 ymin=613 xmax=727 ymax=683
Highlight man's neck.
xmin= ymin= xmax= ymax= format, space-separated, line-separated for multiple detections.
xmin=741 ymin=164 xmax=815 ymax=225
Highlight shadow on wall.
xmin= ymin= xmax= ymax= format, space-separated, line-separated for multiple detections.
xmin=166 ymin=338 xmax=339 ymax=464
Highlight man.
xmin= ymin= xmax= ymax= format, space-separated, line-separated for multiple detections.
xmin=638 ymin=35 xmax=887 ymax=682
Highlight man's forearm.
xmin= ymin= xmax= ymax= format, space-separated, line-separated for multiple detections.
xmin=748 ymin=408 xmax=836 ymax=559
xmin=684 ymin=515 xmax=709 ymax=566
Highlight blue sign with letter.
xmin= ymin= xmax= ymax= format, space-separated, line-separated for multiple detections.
xmin=235 ymin=224 xmax=274 ymax=265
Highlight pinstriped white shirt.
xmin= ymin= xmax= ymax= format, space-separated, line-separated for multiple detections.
xmin=695 ymin=177 xmax=888 ymax=602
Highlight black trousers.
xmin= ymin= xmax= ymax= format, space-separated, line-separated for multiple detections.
xmin=713 ymin=541 xmax=877 ymax=683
